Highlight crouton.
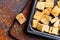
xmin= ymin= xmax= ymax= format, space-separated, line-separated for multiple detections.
xmin=51 ymin=27 xmax=58 ymax=35
xmin=16 ymin=13 xmax=26 ymax=24
xmin=41 ymin=15 xmax=52 ymax=24
xmin=57 ymin=1 xmax=60 ymax=7
xmin=51 ymin=17 xmax=58 ymax=23
xmin=53 ymin=20 xmax=60 ymax=27
xmin=51 ymin=5 xmax=60 ymax=17
xmin=33 ymin=11 xmax=43 ymax=21
xmin=36 ymin=2 xmax=45 ymax=10
xmin=32 ymin=20 xmax=39 ymax=28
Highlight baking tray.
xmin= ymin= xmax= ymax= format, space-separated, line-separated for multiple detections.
xmin=27 ymin=0 xmax=60 ymax=40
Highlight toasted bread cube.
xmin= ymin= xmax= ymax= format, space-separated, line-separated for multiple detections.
xmin=37 ymin=23 xmax=49 ymax=32
xmin=32 ymin=20 xmax=39 ymax=28
xmin=36 ymin=2 xmax=45 ymax=10
xmin=33 ymin=11 xmax=43 ymax=21
xmin=42 ymin=24 xmax=49 ymax=32
xmin=49 ymin=27 xmax=53 ymax=33
xmin=51 ymin=27 xmax=58 ymax=35
xmin=42 ymin=9 xmax=51 ymax=15
xmin=58 ymin=24 xmax=60 ymax=31
xmin=57 ymin=1 xmax=60 ymax=7
xmin=41 ymin=15 xmax=52 ymax=24
xmin=51 ymin=17 xmax=58 ymax=23
xmin=45 ymin=1 xmax=54 ymax=8
xmin=47 ymin=7 xmax=52 ymax=12
xmin=37 ymin=23 xmax=43 ymax=31
xmin=46 ymin=0 xmax=54 ymax=2
xmin=53 ymin=20 xmax=60 ymax=27
xmin=16 ymin=13 xmax=26 ymax=24
xmin=51 ymin=5 xmax=60 ymax=17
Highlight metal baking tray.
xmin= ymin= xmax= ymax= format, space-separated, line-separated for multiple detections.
xmin=27 ymin=0 xmax=60 ymax=40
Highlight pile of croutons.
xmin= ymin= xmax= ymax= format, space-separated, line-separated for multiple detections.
xmin=32 ymin=0 xmax=60 ymax=35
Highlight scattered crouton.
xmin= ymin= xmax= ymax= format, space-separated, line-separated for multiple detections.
xmin=16 ymin=13 xmax=26 ymax=24
xmin=53 ymin=20 xmax=60 ymax=27
xmin=33 ymin=10 xmax=43 ymax=21
xmin=51 ymin=5 xmax=60 ymax=17
xmin=32 ymin=20 xmax=39 ymax=28
xmin=51 ymin=17 xmax=58 ymax=23
xmin=57 ymin=1 xmax=60 ymax=7
xmin=40 ymin=15 xmax=52 ymax=24
xmin=36 ymin=2 xmax=45 ymax=10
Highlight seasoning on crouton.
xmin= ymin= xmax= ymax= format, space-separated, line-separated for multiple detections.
xmin=51 ymin=17 xmax=58 ymax=23
xmin=41 ymin=15 xmax=52 ymax=24
xmin=51 ymin=27 xmax=59 ymax=35
xmin=58 ymin=23 xmax=60 ymax=31
xmin=36 ymin=2 xmax=45 ymax=10
xmin=42 ymin=24 xmax=49 ymax=32
xmin=32 ymin=20 xmax=39 ymax=28
xmin=16 ymin=13 xmax=26 ymax=24
xmin=53 ymin=20 xmax=60 ymax=27
xmin=45 ymin=1 xmax=54 ymax=8
xmin=37 ymin=23 xmax=49 ymax=32
xmin=57 ymin=1 xmax=60 ymax=7
xmin=37 ymin=23 xmax=43 ymax=32
xmin=42 ymin=9 xmax=51 ymax=15
xmin=46 ymin=0 xmax=54 ymax=2
xmin=51 ymin=5 xmax=60 ymax=17
xmin=33 ymin=11 xmax=43 ymax=21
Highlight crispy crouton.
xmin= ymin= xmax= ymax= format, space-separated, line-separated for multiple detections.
xmin=51 ymin=5 xmax=60 ymax=17
xmin=36 ymin=2 xmax=45 ymax=10
xmin=42 ymin=24 xmax=49 ymax=32
xmin=42 ymin=9 xmax=51 ymax=15
xmin=57 ymin=1 xmax=60 ymax=7
xmin=53 ymin=20 xmax=60 ymax=27
xmin=33 ymin=11 xmax=43 ymax=21
xmin=32 ymin=20 xmax=39 ymax=28
xmin=45 ymin=1 xmax=54 ymax=8
xmin=37 ymin=23 xmax=49 ymax=32
xmin=16 ymin=13 xmax=26 ymax=24
xmin=41 ymin=15 xmax=52 ymax=24
xmin=51 ymin=17 xmax=58 ymax=23
xmin=37 ymin=23 xmax=43 ymax=31
xmin=51 ymin=27 xmax=58 ymax=35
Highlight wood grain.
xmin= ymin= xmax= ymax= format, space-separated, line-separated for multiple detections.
xmin=10 ymin=0 xmax=46 ymax=40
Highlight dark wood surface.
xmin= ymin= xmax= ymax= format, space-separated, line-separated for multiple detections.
xmin=10 ymin=0 xmax=46 ymax=40
xmin=0 ymin=0 xmax=48 ymax=40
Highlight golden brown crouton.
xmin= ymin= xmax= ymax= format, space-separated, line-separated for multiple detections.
xmin=51 ymin=5 xmax=60 ymax=17
xmin=53 ymin=20 xmax=60 ymax=27
xmin=37 ymin=23 xmax=49 ymax=32
xmin=36 ymin=2 xmax=45 ymax=10
xmin=57 ymin=1 xmax=60 ymax=7
xmin=32 ymin=20 xmax=39 ymax=28
xmin=51 ymin=27 xmax=58 ymax=35
xmin=16 ymin=13 xmax=26 ymax=24
xmin=33 ymin=11 xmax=43 ymax=21
xmin=45 ymin=1 xmax=54 ymax=8
xmin=42 ymin=9 xmax=51 ymax=15
xmin=37 ymin=23 xmax=43 ymax=32
xmin=51 ymin=17 xmax=59 ymax=23
xmin=46 ymin=0 xmax=54 ymax=2
xmin=42 ymin=24 xmax=49 ymax=32
xmin=41 ymin=15 xmax=52 ymax=24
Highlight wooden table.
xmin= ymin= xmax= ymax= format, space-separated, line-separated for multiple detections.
xmin=0 ymin=0 xmax=48 ymax=40
xmin=10 ymin=0 xmax=47 ymax=40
